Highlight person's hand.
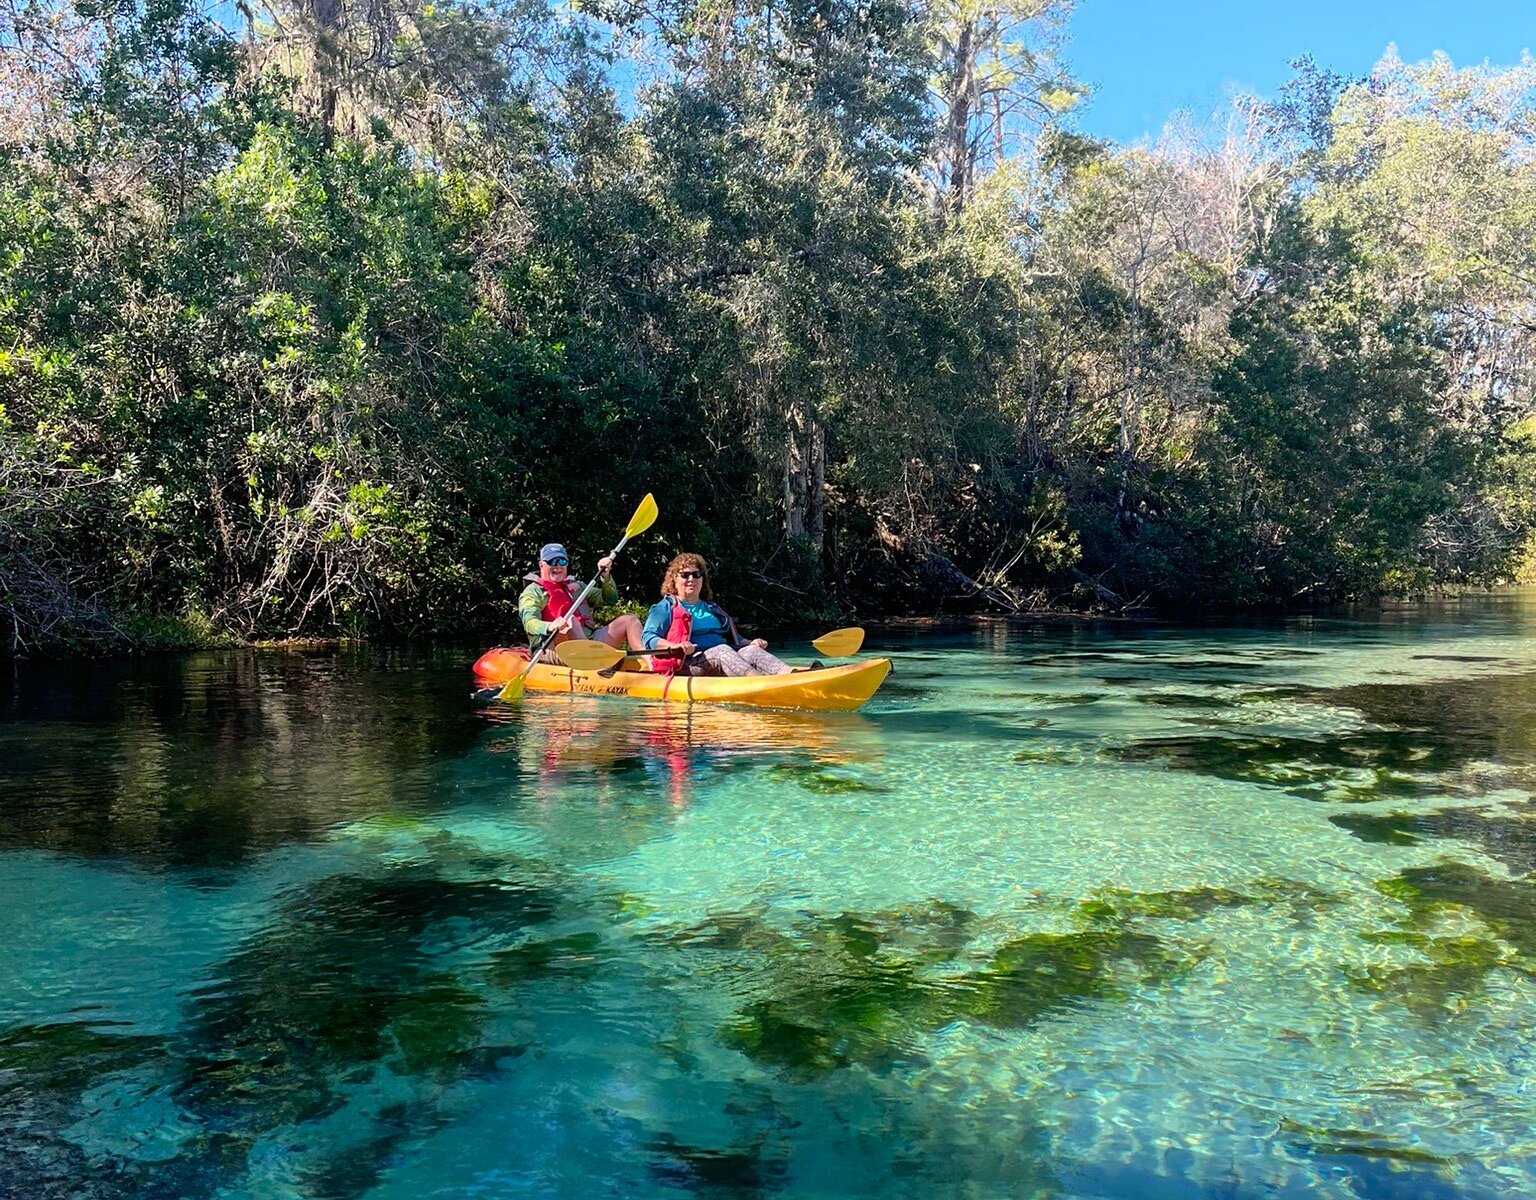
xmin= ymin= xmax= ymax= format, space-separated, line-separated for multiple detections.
xmin=549 ymin=614 xmax=574 ymax=634
xmin=751 ymin=638 xmax=768 ymax=650
xmin=597 ymin=555 xmax=614 ymax=579
xmin=673 ymin=640 xmax=697 ymax=657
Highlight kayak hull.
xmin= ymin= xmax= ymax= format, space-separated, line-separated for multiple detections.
xmin=472 ymin=648 xmax=890 ymax=713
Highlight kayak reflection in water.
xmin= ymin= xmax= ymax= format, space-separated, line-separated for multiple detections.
xmin=516 ymin=703 xmax=872 ymax=809
xmin=642 ymin=553 xmax=793 ymax=677
xmin=516 ymin=706 xmax=698 ymax=809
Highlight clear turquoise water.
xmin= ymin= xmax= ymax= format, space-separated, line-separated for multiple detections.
xmin=5 ymin=598 xmax=1536 ymax=1199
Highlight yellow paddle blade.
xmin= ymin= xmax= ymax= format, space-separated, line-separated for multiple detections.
xmin=810 ymin=627 xmax=864 ymax=658
xmin=555 ymin=640 xmax=628 ymax=672
xmin=624 ymin=493 xmax=659 ymax=540
xmin=497 ymin=675 xmax=527 ymax=702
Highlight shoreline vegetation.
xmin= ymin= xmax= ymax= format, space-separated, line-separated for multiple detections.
xmin=3 ymin=1 xmax=1534 ymax=658
xmin=13 ymin=589 xmax=1532 ymax=664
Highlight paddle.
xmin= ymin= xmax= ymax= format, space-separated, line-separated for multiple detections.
xmin=556 ymin=640 xmax=681 ymax=672
xmin=498 ymin=493 xmax=659 ymax=702
xmin=555 ymin=626 xmax=865 ymax=673
xmin=810 ymin=626 xmax=864 ymax=658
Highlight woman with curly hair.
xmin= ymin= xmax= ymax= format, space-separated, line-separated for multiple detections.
xmin=641 ymin=553 xmax=792 ymax=677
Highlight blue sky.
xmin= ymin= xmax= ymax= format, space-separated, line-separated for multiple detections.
xmin=1066 ymin=0 xmax=1534 ymax=144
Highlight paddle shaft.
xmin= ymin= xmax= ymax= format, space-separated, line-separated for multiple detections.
xmin=558 ymin=627 xmax=860 ymax=673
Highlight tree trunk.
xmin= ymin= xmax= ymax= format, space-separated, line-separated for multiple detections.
xmin=309 ymin=0 xmax=343 ymax=148
xmin=942 ymin=21 xmax=976 ymax=211
xmin=783 ymin=403 xmax=825 ymax=556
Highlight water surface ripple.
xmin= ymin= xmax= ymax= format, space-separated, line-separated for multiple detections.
xmin=5 ymin=601 xmax=1536 ymax=1198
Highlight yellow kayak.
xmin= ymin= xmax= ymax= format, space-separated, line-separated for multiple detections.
xmin=472 ymin=648 xmax=891 ymax=712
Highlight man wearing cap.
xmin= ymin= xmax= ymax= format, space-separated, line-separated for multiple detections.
xmin=517 ymin=542 xmax=646 ymax=661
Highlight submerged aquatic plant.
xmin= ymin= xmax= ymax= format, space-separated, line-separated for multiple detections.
xmin=1278 ymin=1116 xmax=1459 ymax=1169
xmin=0 ymin=1022 xmax=179 ymax=1199
xmin=167 ymin=868 xmax=561 ymax=1177
xmin=961 ymin=928 xmax=1201 ymax=1029
xmin=700 ymin=892 xmax=1241 ymax=1079
xmin=767 ymin=762 xmax=889 ymax=794
xmin=1109 ymin=730 xmax=1453 ymax=803
xmin=1357 ymin=861 xmax=1536 ymax=1015
xmin=1333 ymin=805 xmax=1536 ymax=874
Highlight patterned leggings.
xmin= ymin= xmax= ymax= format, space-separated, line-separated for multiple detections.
xmin=691 ymin=643 xmax=792 ymax=677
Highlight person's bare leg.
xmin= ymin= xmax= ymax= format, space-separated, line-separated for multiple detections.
xmin=595 ymin=614 xmax=645 ymax=650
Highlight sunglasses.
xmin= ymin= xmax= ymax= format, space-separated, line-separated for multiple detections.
xmin=677 ymin=570 xmax=704 ymax=580
xmin=546 ymin=557 xmax=568 ymax=568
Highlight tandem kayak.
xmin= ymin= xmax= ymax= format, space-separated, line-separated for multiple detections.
xmin=472 ymin=647 xmax=891 ymax=712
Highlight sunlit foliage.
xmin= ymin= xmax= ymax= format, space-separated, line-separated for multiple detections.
xmin=2 ymin=1 xmax=1532 ymax=651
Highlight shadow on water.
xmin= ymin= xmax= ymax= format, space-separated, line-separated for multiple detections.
xmin=0 ymin=648 xmax=486 ymax=874
xmin=0 ymin=857 xmax=577 ymax=1200
xmin=1111 ymin=668 xmax=1536 ymax=871
xmin=1323 ymin=671 xmax=1536 ymax=769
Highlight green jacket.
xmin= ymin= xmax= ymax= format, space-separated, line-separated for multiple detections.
xmin=518 ymin=574 xmax=620 ymax=640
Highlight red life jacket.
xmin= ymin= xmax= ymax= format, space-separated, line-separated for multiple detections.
xmin=536 ymin=579 xmax=586 ymax=637
xmin=650 ymin=598 xmax=691 ymax=675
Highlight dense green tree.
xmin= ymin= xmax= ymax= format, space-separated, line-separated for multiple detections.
xmin=3 ymin=7 xmax=1534 ymax=653
xmin=1199 ymin=213 xmax=1470 ymax=601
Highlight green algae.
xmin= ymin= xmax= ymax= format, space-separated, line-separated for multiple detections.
xmin=714 ymin=907 xmax=982 ymax=1078
xmin=177 ymin=871 xmax=557 ymax=1134
xmin=720 ymin=948 xmax=949 ymax=1077
xmin=489 ymin=932 xmax=605 ymax=985
xmin=961 ymin=929 xmax=1201 ymax=1029
xmin=1358 ymin=861 xmax=1536 ymax=1015
xmin=1350 ymin=934 xmax=1518 ymax=1017
xmin=709 ymin=900 xmax=1208 ymax=1078
xmin=345 ymin=813 xmax=438 ymax=838
xmin=386 ymin=978 xmax=488 ymax=1077
xmin=1381 ymin=862 xmax=1536 ymax=956
xmin=0 ymin=1020 xmax=165 ymax=1096
xmin=1011 ymin=747 xmax=1082 ymax=765
xmin=767 ymin=762 xmax=889 ymax=794
xmin=1280 ymin=1118 xmax=1458 ymax=1168
xmin=1109 ymin=731 xmax=1450 ymax=802
xmin=1075 ymin=880 xmax=1341 ymax=929
xmin=610 ymin=891 xmax=660 ymax=920
xmin=1075 ymin=886 xmax=1253 ymax=922
xmin=1358 ymin=930 xmax=1431 ymax=948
